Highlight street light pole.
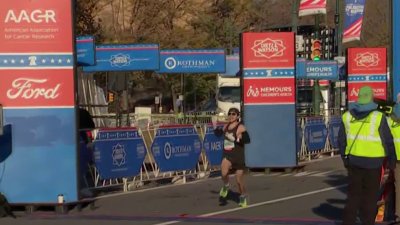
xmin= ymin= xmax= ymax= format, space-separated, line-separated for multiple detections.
xmin=292 ymin=0 xmax=299 ymax=34
xmin=335 ymin=0 xmax=342 ymax=56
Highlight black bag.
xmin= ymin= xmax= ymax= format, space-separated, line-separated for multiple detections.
xmin=0 ymin=193 xmax=15 ymax=218
xmin=343 ymin=155 xmax=350 ymax=168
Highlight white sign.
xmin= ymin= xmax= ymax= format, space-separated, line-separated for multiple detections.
xmin=296 ymin=35 xmax=304 ymax=52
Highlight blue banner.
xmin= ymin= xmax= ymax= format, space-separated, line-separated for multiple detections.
xmin=393 ymin=0 xmax=400 ymax=101
xmin=93 ymin=128 xmax=146 ymax=179
xmin=304 ymin=118 xmax=328 ymax=151
xmin=328 ymin=116 xmax=341 ymax=149
xmin=221 ymin=55 xmax=239 ymax=76
xmin=343 ymin=0 xmax=365 ymax=43
xmin=296 ymin=58 xmax=306 ymax=78
xmin=0 ymin=109 xmax=78 ymax=203
xmin=158 ymin=49 xmax=225 ymax=73
xmin=151 ymin=125 xmax=202 ymax=172
xmin=297 ymin=60 xmax=338 ymax=80
xmin=76 ymin=36 xmax=95 ymax=66
xmin=83 ymin=44 xmax=159 ymax=72
xmin=203 ymin=124 xmax=224 ymax=166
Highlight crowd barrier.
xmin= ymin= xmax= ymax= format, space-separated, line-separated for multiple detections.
xmin=81 ymin=113 xmax=340 ymax=192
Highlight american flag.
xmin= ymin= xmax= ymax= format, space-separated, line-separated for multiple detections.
xmin=298 ymin=0 xmax=327 ymax=17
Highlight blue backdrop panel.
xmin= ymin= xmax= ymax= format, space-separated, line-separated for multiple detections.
xmin=151 ymin=126 xmax=202 ymax=172
xmin=93 ymin=128 xmax=146 ymax=179
xmin=158 ymin=49 xmax=225 ymax=73
xmin=76 ymin=36 xmax=95 ymax=66
xmin=0 ymin=124 xmax=12 ymax=163
xmin=82 ymin=44 xmax=159 ymax=72
xmin=244 ymin=105 xmax=297 ymax=167
xmin=393 ymin=0 xmax=400 ymax=100
xmin=0 ymin=109 xmax=78 ymax=203
xmin=328 ymin=116 xmax=341 ymax=149
xmin=203 ymin=124 xmax=224 ymax=166
xmin=296 ymin=58 xmax=306 ymax=78
xmin=304 ymin=118 xmax=328 ymax=151
xmin=221 ymin=55 xmax=240 ymax=76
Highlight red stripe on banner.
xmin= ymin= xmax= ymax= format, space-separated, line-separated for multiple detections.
xmin=242 ymin=33 xmax=294 ymax=69
xmin=299 ymin=0 xmax=326 ymax=9
xmin=343 ymin=18 xmax=363 ymax=36
xmin=348 ymin=82 xmax=386 ymax=102
xmin=243 ymin=77 xmax=295 ymax=104
xmin=0 ymin=0 xmax=73 ymax=53
xmin=347 ymin=48 xmax=387 ymax=75
xmin=0 ymin=69 xmax=74 ymax=107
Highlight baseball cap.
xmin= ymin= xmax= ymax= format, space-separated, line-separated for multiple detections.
xmin=357 ymin=86 xmax=374 ymax=105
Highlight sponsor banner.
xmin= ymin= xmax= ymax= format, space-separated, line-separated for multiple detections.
xmin=298 ymin=0 xmax=327 ymax=17
xmin=347 ymin=48 xmax=386 ymax=75
xmin=242 ymin=32 xmax=296 ymax=167
xmin=93 ymin=128 xmax=146 ymax=179
xmin=2 ymin=108 xmax=77 ymax=203
xmin=304 ymin=118 xmax=328 ymax=151
xmin=242 ymin=32 xmax=294 ymax=69
xmin=296 ymin=58 xmax=306 ymax=78
xmin=0 ymin=70 xmax=74 ymax=108
xmin=0 ymin=53 xmax=73 ymax=69
xmin=244 ymin=105 xmax=297 ymax=167
xmin=151 ymin=125 xmax=202 ymax=172
xmin=347 ymin=48 xmax=387 ymax=103
xmin=76 ymin=36 xmax=95 ymax=66
xmin=343 ymin=0 xmax=365 ymax=43
xmin=393 ymin=0 xmax=400 ymax=100
xmin=347 ymin=81 xmax=386 ymax=102
xmin=158 ymin=49 xmax=225 ymax=74
xmin=221 ymin=55 xmax=239 ymax=76
xmin=83 ymin=44 xmax=159 ymax=72
xmin=203 ymin=124 xmax=224 ymax=166
xmin=302 ymin=60 xmax=338 ymax=80
xmin=0 ymin=0 xmax=73 ymax=53
xmin=243 ymin=77 xmax=295 ymax=105
xmin=328 ymin=116 xmax=341 ymax=149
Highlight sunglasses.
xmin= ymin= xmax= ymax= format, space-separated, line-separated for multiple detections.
xmin=228 ymin=112 xmax=237 ymax=116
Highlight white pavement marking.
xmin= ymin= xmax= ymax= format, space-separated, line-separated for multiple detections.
xmin=311 ymin=170 xmax=340 ymax=177
xmin=293 ymin=171 xmax=321 ymax=177
xmin=151 ymin=184 xmax=347 ymax=225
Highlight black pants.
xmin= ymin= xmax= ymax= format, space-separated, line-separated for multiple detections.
xmin=343 ymin=165 xmax=382 ymax=225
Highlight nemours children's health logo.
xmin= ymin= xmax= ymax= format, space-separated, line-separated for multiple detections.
xmin=251 ymin=38 xmax=286 ymax=59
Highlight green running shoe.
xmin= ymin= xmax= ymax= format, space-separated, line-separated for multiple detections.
xmin=239 ymin=195 xmax=247 ymax=208
xmin=219 ymin=186 xmax=228 ymax=198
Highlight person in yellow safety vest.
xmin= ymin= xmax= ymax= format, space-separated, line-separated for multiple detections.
xmin=338 ymin=86 xmax=396 ymax=225
xmin=388 ymin=103 xmax=400 ymax=223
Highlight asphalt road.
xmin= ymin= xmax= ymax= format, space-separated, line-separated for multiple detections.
xmin=2 ymin=156 xmax=350 ymax=225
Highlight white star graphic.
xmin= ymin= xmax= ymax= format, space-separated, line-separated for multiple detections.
xmin=3 ymin=60 xmax=8 ymax=64
xmin=58 ymin=59 xmax=62 ymax=63
xmin=42 ymin=59 xmax=46 ymax=63
xmin=51 ymin=59 xmax=55 ymax=63
xmin=20 ymin=59 xmax=24 ymax=64
xmin=11 ymin=59 xmax=15 ymax=64
xmin=67 ymin=59 xmax=71 ymax=63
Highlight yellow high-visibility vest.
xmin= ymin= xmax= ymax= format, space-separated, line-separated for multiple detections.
xmin=342 ymin=111 xmax=385 ymax=157
xmin=387 ymin=117 xmax=400 ymax=160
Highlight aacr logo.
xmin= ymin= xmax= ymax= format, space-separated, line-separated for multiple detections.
xmin=4 ymin=10 xmax=56 ymax=23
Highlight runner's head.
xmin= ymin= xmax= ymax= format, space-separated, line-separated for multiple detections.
xmin=227 ymin=107 xmax=240 ymax=122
